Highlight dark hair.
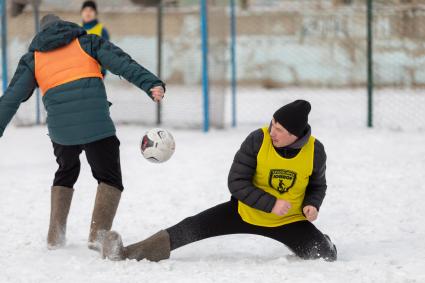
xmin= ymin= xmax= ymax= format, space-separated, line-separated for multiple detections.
xmin=81 ymin=1 xmax=97 ymax=12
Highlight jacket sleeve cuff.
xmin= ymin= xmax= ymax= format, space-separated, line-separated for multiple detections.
xmin=152 ymin=82 xmax=166 ymax=92
xmin=145 ymin=82 xmax=166 ymax=100
xmin=302 ymin=201 xmax=320 ymax=211
xmin=264 ymin=196 xmax=277 ymax=213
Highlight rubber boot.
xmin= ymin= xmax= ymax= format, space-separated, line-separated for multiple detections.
xmin=47 ymin=186 xmax=74 ymax=250
xmin=88 ymin=182 xmax=121 ymax=251
xmin=102 ymin=230 xmax=171 ymax=262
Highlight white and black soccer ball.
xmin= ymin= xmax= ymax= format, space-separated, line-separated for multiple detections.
xmin=140 ymin=128 xmax=175 ymax=163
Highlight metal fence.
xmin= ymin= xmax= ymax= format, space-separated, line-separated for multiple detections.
xmin=1 ymin=0 xmax=425 ymax=131
xmin=372 ymin=1 xmax=425 ymax=131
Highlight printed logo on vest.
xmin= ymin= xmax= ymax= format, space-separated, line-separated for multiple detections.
xmin=268 ymin=169 xmax=297 ymax=194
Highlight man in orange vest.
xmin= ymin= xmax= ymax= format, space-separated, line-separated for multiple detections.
xmin=0 ymin=14 xmax=165 ymax=251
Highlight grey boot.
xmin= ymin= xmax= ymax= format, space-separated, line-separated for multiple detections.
xmin=102 ymin=230 xmax=171 ymax=262
xmin=101 ymin=231 xmax=126 ymax=261
xmin=47 ymin=186 xmax=74 ymax=250
xmin=88 ymin=183 xmax=121 ymax=251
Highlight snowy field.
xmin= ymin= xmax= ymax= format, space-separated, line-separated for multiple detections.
xmin=1 ymin=119 xmax=425 ymax=282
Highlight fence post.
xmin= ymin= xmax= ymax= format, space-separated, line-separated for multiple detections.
xmin=33 ymin=3 xmax=41 ymax=125
xmin=230 ymin=0 xmax=237 ymax=128
xmin=367 ymin=0 xmax=373 ymax=128
xmin=200 ymin=0 xmax=209 ymax=132
xmin=1 ymin=0 xmax=7 ymax=93
xmin=156 ymin=0 xmax=163 ymax=126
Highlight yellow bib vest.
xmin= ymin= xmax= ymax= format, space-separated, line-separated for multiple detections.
xmin=238 ymin=127 xmax=315 ymax=227
xmin=86 ymin=23 xmax=103 ymax=36
xmin=83 ymin=23 xmax=105 ymax=74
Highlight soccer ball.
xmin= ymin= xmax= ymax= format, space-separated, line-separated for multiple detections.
xmin=140 ymin=128 xmax=175 ymax=163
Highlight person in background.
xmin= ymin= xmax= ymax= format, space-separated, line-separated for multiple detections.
xmin=81 ymin=1 xmax=109 ymax=76
xmin=81 ymin=1 xmax=109 ymax=40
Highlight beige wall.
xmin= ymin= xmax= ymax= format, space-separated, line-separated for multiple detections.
xmin=4 ymin=7 xmax=425 ymax=87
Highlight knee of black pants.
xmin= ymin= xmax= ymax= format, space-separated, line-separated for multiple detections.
xmin=277 ymin=221 xmax=337 ymax=262
xmin=295 ymin=235 xmax=337 ymax=262
xmin=84 ymin=136 xmax=124 ymax=191
xmin=321 ymin=235 xmax=337 ymax=262
xmin=53 ymin=163 xmax=81 ymax=188
xmin=324 ymin=244 xmax=337 ymax=262
xmin=52 ymin=143 xmax=82 ymax=188
xmin=91 ymin=171 xmax=124 ymax=191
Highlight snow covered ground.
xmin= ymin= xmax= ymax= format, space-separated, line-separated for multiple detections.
xmin=1 ymin=121 xmax=425 ymax=283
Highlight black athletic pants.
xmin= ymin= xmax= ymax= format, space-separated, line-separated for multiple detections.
xmin=166 ymin=198 xmax=337 ymax=261
xmin=52 ymin=135 xmax=124 ymax=191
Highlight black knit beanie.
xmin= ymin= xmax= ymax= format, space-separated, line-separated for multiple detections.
xmin=81 ymin=1 xmax=97 ymax=12
xmin=273 ymin=100 xmax=311 ymax=137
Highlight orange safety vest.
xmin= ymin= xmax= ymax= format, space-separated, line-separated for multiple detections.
xmin=34 ymin=38 xmax=103 ymax=94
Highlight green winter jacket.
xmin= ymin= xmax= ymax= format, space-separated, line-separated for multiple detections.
xmin=0 ymin=21 xmax=164 ymax=145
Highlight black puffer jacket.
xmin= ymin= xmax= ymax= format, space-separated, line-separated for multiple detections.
xmin=228 ymin=125 xmax=327 ymax=213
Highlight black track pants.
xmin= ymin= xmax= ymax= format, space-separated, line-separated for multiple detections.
xmin=166 ymin=199 xmax=337 ymax=261
xmin=52 ymin=135 xmax=123 ymax=191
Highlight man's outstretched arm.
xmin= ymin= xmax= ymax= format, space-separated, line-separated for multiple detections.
xmin=79 ymin=35 xmax=165 ymax=100
xmin=0 ymin=53 xmax=37 ymax=137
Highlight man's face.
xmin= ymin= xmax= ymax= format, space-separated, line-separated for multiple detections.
xmin=81 ymin=7 xmax=97 ymax=23
xmin=269 ymin=118 xmax=298 ymax=148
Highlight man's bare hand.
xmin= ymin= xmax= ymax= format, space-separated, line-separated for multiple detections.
xmin=303 ymin=205 xmax=318 ymax=222
xmin=271 ymin=199 xmax=291 ymax=216
xmin=151 ymin=86 xmax=165 ymax=102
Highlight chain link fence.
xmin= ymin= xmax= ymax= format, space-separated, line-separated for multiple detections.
xmin=233 ymin=0 xmax=367 ymax=130
xmin=373 ymin=0 xmax=425 ymax=131
xmin=2 ymin=0 xmax=425 ymax=131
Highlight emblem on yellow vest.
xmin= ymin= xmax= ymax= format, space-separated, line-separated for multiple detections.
xmin=269 ymin=169 xmax=297 ymax=194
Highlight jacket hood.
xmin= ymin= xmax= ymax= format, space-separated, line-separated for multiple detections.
xmin=29 ymin=20 xmax=86 ymax=52
xmin=286 ymin=124 xmax=311 ymax=149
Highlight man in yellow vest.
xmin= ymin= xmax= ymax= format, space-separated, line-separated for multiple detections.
xmin=102 ymin=100 xmax=337 ymax=262
xmin=81 ymin=1 xmax=109 ymax=76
